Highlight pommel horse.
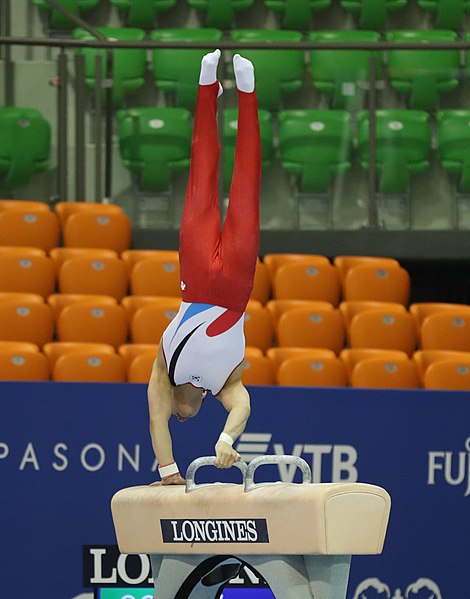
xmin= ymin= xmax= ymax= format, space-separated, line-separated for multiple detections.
xmin=111 ymin=455 xmax=391 ymax=599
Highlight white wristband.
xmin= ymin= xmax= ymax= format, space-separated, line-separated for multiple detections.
xmin=218 ymin=432 xmax=234 ymax=446
xmin=158 ymin=462 xmax=179 ymax=479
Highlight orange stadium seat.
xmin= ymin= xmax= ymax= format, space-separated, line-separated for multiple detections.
xmin=0 ymin=301 xmax=54 ymax=346
xmin=53 ymin=352 xmax=126 ymax=383
xmin=128 ymin=352 xmax=159 ymax=383
xmin=49 ymin=247 xmax=118 ymax=275
xmin=58 ymin=256 xmax=129 ymax=300
xmin=277 ymin=355 xmax=348 ymax=387
xmin=424 ymin=358 xmax=470 ymax=390
xmin=0 ymin=347 xmax=50 ymax=381
xmin=344 ymin=264 xmax=410 ymax=305
xmin=339 ymin=300 xmax=407 ymax=328
xmin=250 ymin=260 xmax=271 ymax=304
xmin=0 ymin=246 xmax=46 ymax=258
xmin=131 ymin=303 xmax=179 ymax=344
xmin=57 ymin=303 xmax=128 ymax=349
xmin=267 ymin=347 xmax=336 ymax=379
xmin=410 ymin=302 xmax=470 ymax=331
xmin=349 ymin=310 xmax=418 ymax=355
xmin=273 ymin=262 xmax=341 ymax=305
xmin=266 ymin=299 xmax=333 ymax=328
xmin=63 ymin=211 xmax=132 ymax=253
xmin=0 ymin=340 xmax=40 ymax=353
xmin=420 ymin=312 xmax=470 ymax=351
xmin=242 ymin=354 xmax=275 ymax=386
xmin=0 ymin=209 xmax=59 ymax=251
xmin=121 ymin=249 xmax=179 ymax=274
xmin=121 ymin=295 xmax=180 ymax=323
xmin=340 ymin=348 xmax=409 ymax=379
xmin=277 ymin=307 xmax=345 ymax=354
xmin=118 ymin=343 xmax=159 ymax=370
xmin=43 ymin=342 xmax=116 ymax=368
xmin=0 ymin=200 xmax=50 ymax=212
xmin=350 ymin=357 xmax=420 ymax=389
xmin=131 ymin=256 xmax=181 ymax=297
xmin=0 ymin=253 xmax=55 ymax=298
xmin=0 ymin=291 xmax=44 ymax=305
xmin=333 ymin=255 xmax=400 ymax=283
xmin=55 ymin=201 xmax=123 ymax=228
xmin=243 ymin=304 xmax=274 ymax=352
xmin=263 ymin=253 xmax=330 ymax=280
xmin=413 ymin=349 xmax=470 ymax=381
xmin=47 ymin=294 xmax=118 ymax=323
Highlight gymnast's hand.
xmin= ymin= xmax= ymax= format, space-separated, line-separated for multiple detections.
xmin=150 ymin=473 xmax=186 ymax=486
xmin=215 ymin=441 xmax=241 ymax=469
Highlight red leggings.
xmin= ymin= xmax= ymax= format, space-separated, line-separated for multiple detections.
xmin=179 ymin=82 xmax=262 ymax=313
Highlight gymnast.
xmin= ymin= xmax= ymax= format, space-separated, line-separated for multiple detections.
xmin=147 ymin=49 xmax=262 ymax=485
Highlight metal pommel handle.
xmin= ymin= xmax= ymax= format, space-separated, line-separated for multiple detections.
xmin=244 ymin=455 xmax=312 ymax=492
xmin=185 ymin=456 xmax=248 ymax=493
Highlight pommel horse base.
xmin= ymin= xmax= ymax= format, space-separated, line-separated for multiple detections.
xmin=111 ymin=455 xmax=391 ymax=599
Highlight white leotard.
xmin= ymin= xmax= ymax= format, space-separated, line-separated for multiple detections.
xmin=161 ymin=301 xmax=245 ymax=395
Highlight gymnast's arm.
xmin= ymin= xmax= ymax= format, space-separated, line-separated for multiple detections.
xmin=147 ymin=345 xmax=185 ymax=485
xmin=214 ymin=363 xmax=251 ymax=468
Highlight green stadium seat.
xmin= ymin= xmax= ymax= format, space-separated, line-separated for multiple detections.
xmin=386 ymin=30 xmax=461 ymax=110
xmin=117 ymin=107 xmax=192 ymax=191
xmin=418 ymin=0 xmax=470 ymax=30
xmin=437 ymin=110 xmax=470 ymax=192
xmin=223 ymin=109 xmax=273 ymax=190
xmin=265 ymin=0 xmax=331 ymax=30
xmin=188 ymin=0 xmax=254 ymax=29
xmin=340 ymin=0 xmax=407 ymax=29
xmin=111 ymin=0 xmax=176 ymax=28
xmin=309 ymin=30 xmax=383 ymax=109
xmin=33 ymin=0 xmax=99 ymax=29
xmin=150 ymin=28 xmax=223 ymax=109
xmin=230 ymin=30 xmax=305 ymax=111
xmin=0 ymin=107 xmax=50 ymax=191
xmin=357 ymin=109 xmax=432 ymax=194
xmin=278 ymin=110 xmax=353 ymax=192
xmin=73 ymin=27 xmax=147 ymax=107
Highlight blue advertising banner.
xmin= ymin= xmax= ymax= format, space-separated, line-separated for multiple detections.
xmin=0 ymin=381 xmax=468 ymax=598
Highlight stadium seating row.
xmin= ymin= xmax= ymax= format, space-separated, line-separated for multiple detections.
xmin=1 ymin=340 xmax=468 ymax=390
xmin=33 ymin=0 xmax=470 ymax=31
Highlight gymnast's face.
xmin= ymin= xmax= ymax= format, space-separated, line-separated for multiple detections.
xmin=172 ymin=385 xmax=207 ymax=422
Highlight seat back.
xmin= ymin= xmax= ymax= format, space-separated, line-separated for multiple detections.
xmin=59 ymin=256 xmax=129 ymax=300
xmin=0 ymin=301 xmax=54 ymax=346
xmin=121 ymin=249 xmax=179 ymax=275
xmin=241 ymin=354 xmax=275 ymax=386
xmin=351 ymin=357 xmax=420 ymax=389
xmin=264 ymin=253 xmax=330 ymax=279
xmin=73 ymin=27 xmax=147 ymax=106
xmin=0 ymin=209 xmax=59 ymax=251
xmin=33 ymin=0 xmax=100 ymax=29
xmin=231 ymin=30 xmax=304 ymax=110
xmin=63 ymin=211 xmax=132 ymax=253
xmin=47 ymin=294 xmax=118 ymax=323
xmin=250 ymin=260 xmax=272 ymax=305
xmin=131 ymin=256 xmax=181 ymax=296
xmin=110 ymin=0 xmax=177 ymax=27
xmin=188 ymin=0 xmax=254 ymax=28
xmin=340 ymin=0 xmax=407 ymax=28
xmin=340 ymin=347 xmax=409 ymax=378
xmin=267 ymin=346 xmax=336 ymax=380
xmin=274 ymin=262 xmax=342 ymax=304
xmin=54 ymin=201 xmax=123 ymax=229
xmin=279 ymin=109 xmax=352 ymax=192
xmin=418 ymin=0 xmax=470 ymax=29
xmin=265 ymin=0 xmax=332 ymax=29
xmin=277 ymin=355 xmax=347 ymax=387
xmin=243 ymin=305 xmax=274 ymax=352
xmin=309 ymin=30 xmax=382 ymax=108
xmin=57 ymin=303 xmax=129 ymax=348
xmin=344 ymin=263 xmax=410 ymax=304
xmin=131 ymin=303 xmax=179 ymax=344
xmin=119 ymin=343 xmax=159 ymax=369
xmin=0 ymin=200 xmax=49 ymax=212
xmin=277 ymin=307 xmax=345 ymax=353
xmin=333 ymin=255 xmax=400 ymax=283
xmin=420 ymin=312 xmax=470 ymax=351
xmin=0 ymin=106 xmax=50 ymax=190
xmin=357 ymin=109 xmax=432 ymax=193
xmin=43 ymin=341 xmax=116 ymax=368
xmin=412 ymin=349 xmax=470 ymax=380
xmin=121 ymin=295 xmax=180 ymax=322
xmin=53 ymin=352 xmax=126 ymax=382
xmin=349 ymin=310 xmax=417 ymax=355
xmin=409 ymin=302 xmax=470 ymax=330
xmin=437 ymin=110 xmax=470 ymax=192
xmin=118 ymin=107 xmax=192 ymax=191
xmin=424 ymin=357 xmax=470 ymax=390
xmin=386 ymin=30 xmax=460 ymax=110
xmin=0 ymin=348 xmax=49 ymax=381
xmin=128 ymin=351 xmax=158 ymax=383
xmin=150 ymin=29 xmax=224 ymax=109
xmin=50 ymin=247 xmax=119 ymax=275
xmin=267 ymin=299 xmax=334 ymax=327
xmin=0 ymin=254 xmax=55 ymax=298
xmin=340 ymin=300 xmax=407 ymax=328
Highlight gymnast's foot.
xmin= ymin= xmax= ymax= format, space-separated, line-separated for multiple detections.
xmin=199 ymin=49 xmax=223 ymax=97
xmin=233 ymin=54 xmax=255 ymax=93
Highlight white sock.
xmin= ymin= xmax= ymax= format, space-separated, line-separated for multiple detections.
xmin=199 ymin=49 xmax=223 ymax=96
xmin=233 ymin=54 xmax=255 ymax=93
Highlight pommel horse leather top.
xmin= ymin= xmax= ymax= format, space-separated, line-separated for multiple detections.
xmin=111 ymin=455 xmax=391 ymax=557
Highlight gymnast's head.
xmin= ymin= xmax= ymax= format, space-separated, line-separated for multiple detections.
xmin=171 ymin=384 xmax=207 ymax=422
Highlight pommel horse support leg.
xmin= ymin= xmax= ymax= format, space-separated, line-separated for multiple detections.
xmin=111 ymin=456 xmax=391 ymax=599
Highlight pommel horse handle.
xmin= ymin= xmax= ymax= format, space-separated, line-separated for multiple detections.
xmin=185 ymin=456 xmax=248 ymax=493
xmin=245 ymin=455 xmax=312 ymax=490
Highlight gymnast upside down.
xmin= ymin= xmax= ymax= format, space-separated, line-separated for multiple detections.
xmin=147 ymin=50 xmax=262 ymax=485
